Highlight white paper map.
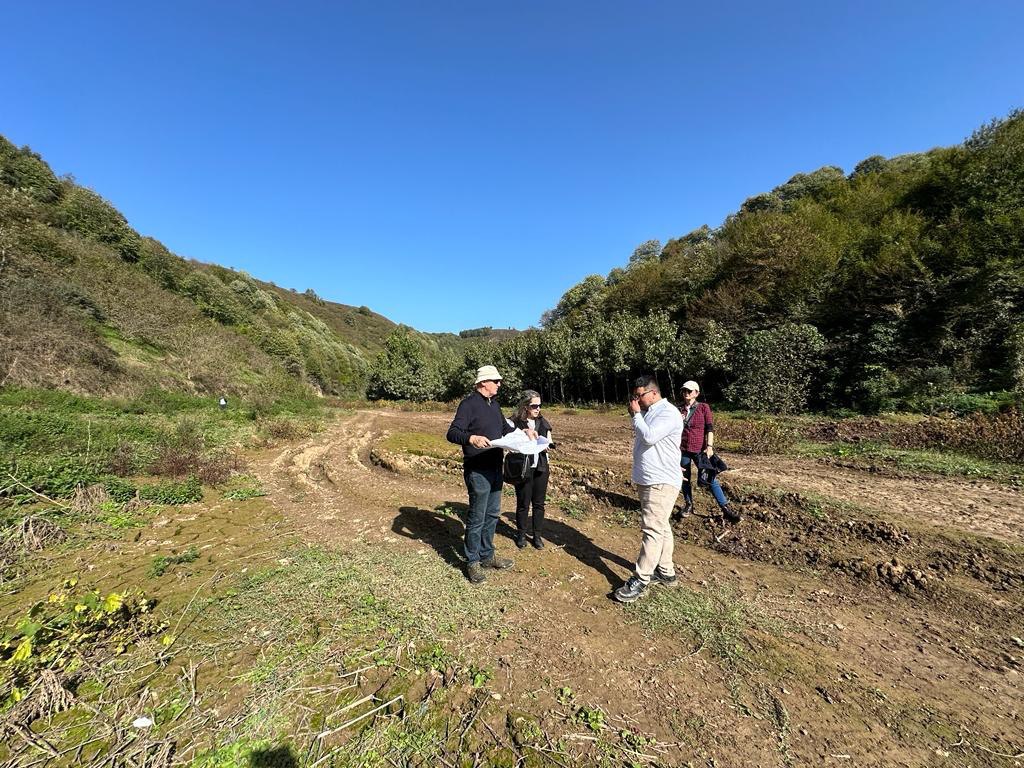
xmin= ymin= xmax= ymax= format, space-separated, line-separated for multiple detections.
xmin=488 ymin=429 xmax=551 ymax=455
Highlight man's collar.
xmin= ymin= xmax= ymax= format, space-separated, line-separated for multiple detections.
xmin=645 ymin=397 xmax=667 ymax=414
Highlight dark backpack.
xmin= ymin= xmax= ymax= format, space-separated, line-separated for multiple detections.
xmin=503 ymin=452 xmax=530 ymax=484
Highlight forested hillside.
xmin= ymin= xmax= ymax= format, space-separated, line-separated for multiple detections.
xmin=396 ymin=110 xmax=1023 ymax=413
xmin=0 ymin=135 xmax=474 ymax=400
xmin=4 ymin=109 xmax=1023 ymax=414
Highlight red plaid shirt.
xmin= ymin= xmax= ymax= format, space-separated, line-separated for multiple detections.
xmin=681 ymin=401 xmax=713 ymax=453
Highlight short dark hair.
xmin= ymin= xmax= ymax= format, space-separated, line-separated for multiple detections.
xmin=632 ymin=374 xmax=659 ymax=393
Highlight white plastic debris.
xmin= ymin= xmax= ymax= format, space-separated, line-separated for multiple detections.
xmin=132 ymin=716 xmax=154 ymax=728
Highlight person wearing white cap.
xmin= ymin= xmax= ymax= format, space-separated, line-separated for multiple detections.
xmin=446 ymin=365 xmax=524 ymax=584
xmin=677 ymin=380 xmax=738 ymax=524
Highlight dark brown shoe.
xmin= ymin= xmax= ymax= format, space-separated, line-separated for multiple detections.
xmin=480 ymin=556 xmax=513 ymax=570
xmin=466 ymin=562 xmax=487 ymax=584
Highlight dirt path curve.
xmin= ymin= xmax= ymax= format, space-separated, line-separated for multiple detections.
xmin=244 ymin=408 xmax=1024 ymax=767
xmin=727 ymin=455 xmax=1024 ymax=544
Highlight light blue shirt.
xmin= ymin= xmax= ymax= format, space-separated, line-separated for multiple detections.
xmin=631 ymin=398 xmax=684 ymax=489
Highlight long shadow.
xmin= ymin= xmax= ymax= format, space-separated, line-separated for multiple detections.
xmin=496 ymin=498 xmax=634 ymax=590
xmin=393 ymin=500 xmax=634 ymax=590
xmin=537 ymin=515 xmax=635 ymax=590
xmin=393 ymin=502 xmax=468 ymax=569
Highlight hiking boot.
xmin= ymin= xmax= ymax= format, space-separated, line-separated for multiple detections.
xmin=672 ymin=501 xmax=695 ymax=522
xmin=532 ymin=535 xmax=545 ymax=550
xmin=481 ymin=556 xmax=513 ymax=570
xmin=614 ymin=576 xmax=648 ymax=603
xmin=515 ymin=534 xmax=528 ymax=549
xmin=651 ymin=568 xmax=679 ymax=588
xmin=722 ymin=505 xmax=741 ymax=524
xmin=466 ymin=562 xmax=486 ymax=584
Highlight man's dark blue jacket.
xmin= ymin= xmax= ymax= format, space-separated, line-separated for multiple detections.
xmin=446 ymin=391 xmax=515 ymax=471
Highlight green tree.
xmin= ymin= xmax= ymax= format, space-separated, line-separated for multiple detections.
xmin=726 ymin=323 xmax=826 ymax=413
xmin=56 ymin=184 xmax=141 ymax=262
xmin=367 ymin=328 xmax=440 ymax=401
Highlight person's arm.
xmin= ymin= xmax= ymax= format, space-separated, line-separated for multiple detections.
xmin=447 ymin=398 xmax=491 ymax=448
xmin=632 ymin=407 xmax=683 ymax=446
xmin=446 ymin=399 xmax=472 ymax=445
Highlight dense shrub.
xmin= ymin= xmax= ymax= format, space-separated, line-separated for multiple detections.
xmin=56 ymin=185 xmax=141 ymax=262
xmin=719 ymin=417 xmax=797 ymax=454
xmin=0 ymin=137 xmax=61 ymax=203
xmin=367 ymin=328 xmax=441 ymax=401
xmin=726 ymin=324 xmax=826 ymax=414
xmin=889 ymin=409 xmax=1024 ymax=463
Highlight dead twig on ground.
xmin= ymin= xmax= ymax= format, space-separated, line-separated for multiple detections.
xmin=3 ymin=472 xmax=73 ymax=510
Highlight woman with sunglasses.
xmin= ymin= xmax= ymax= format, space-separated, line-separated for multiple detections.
xmin=508 ymin=390 xmax=554 ymax=549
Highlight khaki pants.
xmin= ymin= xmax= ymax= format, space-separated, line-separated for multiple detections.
xmin=635 ymin=483 xmax=679 ymax=584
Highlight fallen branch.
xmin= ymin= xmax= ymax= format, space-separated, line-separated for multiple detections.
xmin=318 ymin=695 xmax=404 ymax=739
xmin=3 ymin=472 xmax=73 ymax=510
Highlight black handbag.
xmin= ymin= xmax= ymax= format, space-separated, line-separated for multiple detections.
xmin=503 ymin=452 xmax=530 ymax=484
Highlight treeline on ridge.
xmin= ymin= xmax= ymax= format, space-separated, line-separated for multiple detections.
xmin=370 ymin=110 xmax=1024 ymax=414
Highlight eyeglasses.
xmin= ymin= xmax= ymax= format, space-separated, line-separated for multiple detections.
xmin=631 ymin=388 xmax=655 ymax=400
xmin=528 ymin=404 xmax=541 ymax=410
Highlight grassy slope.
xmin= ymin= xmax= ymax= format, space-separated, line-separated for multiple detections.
xmin=0 ymin=134 xmax=502 ymax=401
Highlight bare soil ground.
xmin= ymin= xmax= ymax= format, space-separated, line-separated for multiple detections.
xmin=253 ymin=407 xmax=1024 ymax=767
xmin=4 ymin=406 xmax=1023 ymax=767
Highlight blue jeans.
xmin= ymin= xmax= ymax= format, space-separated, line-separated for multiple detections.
xmin=681 ymin=452 xmax=728 ymax=508
xmin=464 ymin=467 xmax=503 ymax=564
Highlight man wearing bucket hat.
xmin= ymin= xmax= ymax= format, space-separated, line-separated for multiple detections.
xmin=446 ymin=365 xmax=521 ymax=584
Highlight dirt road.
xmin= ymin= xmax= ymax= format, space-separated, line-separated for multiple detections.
xmin=251 ymin=408 xmax=1024 ymax=767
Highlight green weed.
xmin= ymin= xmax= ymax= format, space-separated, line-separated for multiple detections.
xmin=468 ymin=664 xmax=492 ymax=688
xmin=559 ymin=498 xmax=587 ymax=520
xmin=575 ymin=705 xmax=606 ymax=732
xmin=221 ymin=475 xmax=266 ymax=501
xmin=148 ymin=545 xmax=200 ymax=577
xmin=0 ymin=578 xmax=167 ymax=708
xmin=630 ymin=582 xmax=782 ymax=667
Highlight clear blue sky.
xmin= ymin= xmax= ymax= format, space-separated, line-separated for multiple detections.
xmin=3 ymin=1 xmax=1022 ymax=333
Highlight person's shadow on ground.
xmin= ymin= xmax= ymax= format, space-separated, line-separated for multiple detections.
xmin=393 ymin=502 xmax=469 ymax=569
xmin=517 ymin=513 xmax=635 ymax=591
xmin=393 ymin=501 xmax=634 ymax=591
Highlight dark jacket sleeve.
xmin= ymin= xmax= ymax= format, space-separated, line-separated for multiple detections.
xmin=502 ymin=412 xmax=515 ymax=436
xmin=446 ymin=398 xmax=473 ymax=445
xmin=703 ymin=403 xmax=714 ymax=434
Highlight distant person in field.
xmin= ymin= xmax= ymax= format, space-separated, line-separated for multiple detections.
xmin=218 ymin=396 xmax=227 ymax=409
xmin=614 ymin=374 xmax=684 ymax=604
xmin=446 ymin=365 xmax=533 ymax=584
xmin=506 ymin=390 xmax=553 ymax=550
xmin=676 ymin=380 xmax=739 ymax=524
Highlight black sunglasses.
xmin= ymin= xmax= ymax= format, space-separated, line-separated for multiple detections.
xmin=528 ymin=404 xmax=541 ymax=409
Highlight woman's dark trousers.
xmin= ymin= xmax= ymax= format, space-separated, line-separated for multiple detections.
xmin=514 ymin=467 xmax=548 ymax=540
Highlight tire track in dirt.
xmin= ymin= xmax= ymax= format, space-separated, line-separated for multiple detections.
xmin=248 ymin=408 xmax=1024 ymax=767
xmin=728 ymin=456 xmax=1024 ymax=544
